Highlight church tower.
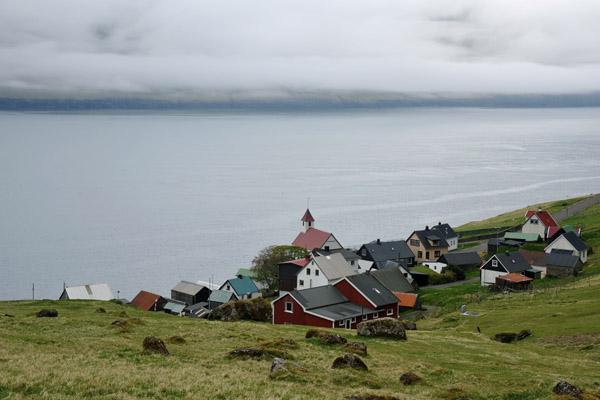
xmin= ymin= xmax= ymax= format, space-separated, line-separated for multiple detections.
xmin=301 ymin=209 xmax=315 ymax=233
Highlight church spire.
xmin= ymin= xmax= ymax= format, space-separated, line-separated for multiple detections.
xmin=301 ymin=209 xmax=315 ymax=233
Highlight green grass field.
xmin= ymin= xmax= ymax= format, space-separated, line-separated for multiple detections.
xmin=1 ymin=196 xmax=599 ymax=399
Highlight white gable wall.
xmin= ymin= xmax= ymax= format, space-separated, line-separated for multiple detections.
xmin=323 ymin=235 xmax=342 ymax=250
xmin=545 ymin=236 xmax=588 ymax=263
xmin=424 ymin=262 xmax=447 ymax=273
xmin=296 ymin=260 xmax=329 ymax=289
xmin=446 ymin=236 xmax=458 ymax=251
xmin=522 ymin=215 xmax=546 ymax=238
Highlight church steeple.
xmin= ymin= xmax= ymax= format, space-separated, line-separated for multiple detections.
xmin=301 ymin=209 xmax=315 ymax=233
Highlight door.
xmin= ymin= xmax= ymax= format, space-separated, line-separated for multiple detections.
xmin=345 ymin=319 xmax=351 ymax=329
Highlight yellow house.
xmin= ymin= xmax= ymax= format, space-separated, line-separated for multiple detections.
xmin=407 ymin=226 xmax=449 ymax=263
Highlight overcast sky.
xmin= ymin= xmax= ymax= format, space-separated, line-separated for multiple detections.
xmin=1 ymin=0 xmax=599 ymax=98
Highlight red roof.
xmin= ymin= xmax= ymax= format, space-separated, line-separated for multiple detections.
xmin=301 ymin=209 xmax=315 ymax=222
xmin=394 ymin=292 xmax=419 ymax=308
xmin=525 ymin=210 xmax=558 ymax=228
xmin=292 ymin=228 xmax=332 ymax=250
xmin=283 ymin=257 xmax=310 ymax=267
xmin=131 ymin=290 xmax=162 ymax=311
xmin=496 ymin=273 xmax=533 ymax=283
xmin=546 ymin=226 xmax=564 ymax=240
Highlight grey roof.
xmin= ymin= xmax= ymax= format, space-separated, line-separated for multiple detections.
xmin=545 ymin=253 xmax=581 ymax=269
xmin=562 ymin=231 xmax=588 ymax=252
xmin=412 ymin=229 xmax=449 ymax=249
xmin=312 ymin=253 xmax=356 ymax=280
xmin=313 ymin=248 xmax=359 ymax=261
xmin=360 ymin=240 xmax=415 ymax=263
xmin=551 ymin=249 xmax=574 ymax=255
xmin=171 ymin=280 xmax=206 ymax=296
xmin=183 ymin=302 xmax=209 ymax=312
xmin=370 ymin=268 xmax=414 ymax=293
xmin=308 ymin=302 xmax=366 ymax=321
xmin=491 ymin=252 xmax=530 ymax=273
xmin=437 ymin=252 xmax=483 ymax=267
xmin=431 ymin=223 xmax=458 ymax=239
xmin=208 ymin=290 xmax=237 ymax=303
xmin=288 ymin=285 xmax=349 ymax=310
xmin=345 ymin=273 xmax=399 ymax=307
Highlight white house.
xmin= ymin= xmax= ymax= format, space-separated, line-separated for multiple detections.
xmin=423 ymin=261 xmax=447 ymax=274
xmin=296 ymin=253 xmax=356 ymax=289
xmin=479 ymin=252 xmax=532 ymax=286
xmin=544 ymin=231 xmax=588 ymax=263
xmin=522 ymin=209 xmax=558 ymax=240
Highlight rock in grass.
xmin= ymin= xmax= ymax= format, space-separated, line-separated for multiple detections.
xmin=517 ymin=329 xmax=532 ymax=340
xmin=270 ymin=357 xmax=308 ymax=378
xmin=229 ymin=347 xmax=263 ymax=357
xmin=401 ymin=320 xmax=417 ymax=330
xmin=208 ymin=297 xmax=272 ymax=322
xmin=399 ymin=372 xmax=423 ymax=385
xmin=357 ymin=318 xmax=406 ymax=340
xmin=552 ymin=380 xmax=583 ymax=399
xmin=165 ymin=335 xmax=186 ymax=344
xmin=305 ymin=329 xmax=347 ymax=344
xmin=142 ymin=336 xmax=169 ymax=356
xmin=258 ymin=338 xmax=297 ymax=348
xmin=331 ymin=353 xmax=368 ymax=371
xmin=494 ymin=333 xmax=517 ymax=343
xmin=96 ymin=307 xmax=106 ymax=313
xmin=36 ymin=309 xmax=58 ymax=318
xmin=343 ymin=342 xmax=368 ymax=356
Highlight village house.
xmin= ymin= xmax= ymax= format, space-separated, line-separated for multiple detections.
xmin=407 ymin=226 xmax=449 ymax=263
xmin=545 ymin=231 xmax=588 ymax=263
xmin=207 ymin=289 xmax=237 ymax=309
xmin=219 ymin=276 xmax=262 ymax=300
xmin=518 ymin=250 xmax=584 ymax=278
xmin=431 ymin=223 xmax=459 ymax=251
xmin=59 ymin=283 xmax=114 ymax=301
xmin=131 ymin=290 xmax=167 ymax=311
xmin=278 ymin=256 xmax=311 ymax=293
xmin=272 ymin=272 xmax=399 ymax=329
xmin=436 ymin=251 xmax=483 ymax=270
xmin=292 ymin=209 xmax=343 ymax=251
xmin=313 ymin=248 xmax=361 ymax=271
xmin=296 ymin=253 xmax=356 ymax=290
xmin=521 ymin=209 xmax=559 ymax=240
xmin=171 ymin=281 xmax=211 ymax=306
xmin=357 ymin=239 xmax=415 ymax=268
xmin=235 ymin=268 xmax=266 ymax=290
xmin=480 ymin=251 xmax=539 ymax=286
xmin=495 ymin=273 xmax=534 ymax=291
xmin=395 ymin=293 xmax=422 ymax=312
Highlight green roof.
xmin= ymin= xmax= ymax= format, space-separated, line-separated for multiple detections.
xmin=235 ymin=268 xmax=256 ymax=278
xmin=208 ymin=290 xmax=236 ymax=303
xmin=227 ymin=276 xmax=259 ymax=295
xmin=504 ymin=232 xmax=540 ymax=242
xmin=562 ymin=225 xmax=581 ymax=236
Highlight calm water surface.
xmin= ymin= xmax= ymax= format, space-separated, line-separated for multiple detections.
xmin=1 ymin=108 xmax=600 ymax=300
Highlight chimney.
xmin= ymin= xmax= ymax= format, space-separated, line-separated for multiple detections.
xmin=305 ymin=254 xmax=311 ymax=261
xmin=438 ymin=222 xmax=441 ymax=225
xmin=538 ymin=207 xmax=542 ymax=212
xmin=425 ymin=225 xmax=429 ymax=231
xmin=237 ymin=274 xmax=243 ymax=279
xmin=505 ymin=250 xmax=510 ymax=256
xmin=377 ymin=238 xmax=381 ymax=245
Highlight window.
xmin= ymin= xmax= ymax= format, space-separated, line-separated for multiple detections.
xmin=351 ymin=260 xmax=355 ymax=265
xmin=351 ymin=317 xmax=356 ymax=323
xmin=306 ymin=268 xmax=310 ymax=275
xmin=309 ymin=221 xmax=312 ymax=227
xmin=299 ymin=280 xmax=304 ymax=286
xmin=426 ymin=252 xmax=430 ymax=259
xmin=339 ymin=320 xmax=344 ymax=326
xmin=285 ymin=302 xmax=293 ymax=313
xmin=362 ymin=315 xmax=367 ymax=321
xmin=415 ymin=240 xmax=420 ymax=246
xmin=418 ymin=251 xmax=423 ymax=258
xmin=315 ymin=269 xmax=319 ymax=276
xmin=373 ymin=312 xmax=379 ymax=318
xmin=410 ymin=239 xmax=414 ymax=246
xmin=491 ymin=260 xmax=498 ymax=267
xmin=361 ymin=248 xmax=367 ymax=256
xmin=435 ymin=251 xmax=441 ymax=258
xmin=531 ymin=219 xmax=538 ymax=224
xmin=387 ymin=309 xmax=393 ymax=316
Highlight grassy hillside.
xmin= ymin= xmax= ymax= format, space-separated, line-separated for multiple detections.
xmin=1 ymin=197 xmax=600 ymax=399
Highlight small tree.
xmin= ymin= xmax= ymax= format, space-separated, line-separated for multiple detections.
xmin=251 ymin=245 xmax=309 ymax=292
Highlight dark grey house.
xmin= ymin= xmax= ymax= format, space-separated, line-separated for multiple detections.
xmin=171 ymin=281 xmax=211 ymax=305
xmin=357 ymin=239 xmax=415 ymax=268
xmin=437 ymin=252 xmax=483 ymax=269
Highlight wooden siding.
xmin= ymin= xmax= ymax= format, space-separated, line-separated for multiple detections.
xmin=334 ymin=279 xmax=375 ymax=309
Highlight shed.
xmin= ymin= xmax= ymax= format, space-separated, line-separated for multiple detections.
xmin=171 ymin=281 xmax=211 ymax=305
xmin=495 ymin=273 xmax=533 ymax=291
xmin=59 ymin=283 xmax=114 ymax=301
xmin=131 ymin=290 xmax=167 ymax=311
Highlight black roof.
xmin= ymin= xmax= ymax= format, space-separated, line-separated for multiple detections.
xmin=412 ymin=229 xmax=449 ymax=249
xmin=313 ymin=248 xmax=359 ymax=261
xmin=288 ymin=285 xmax=348 ymax=310
xmin=438 ymin=252 xmax=482 ymax=267
xmin=561 ymin=231 xmax=588 ymax=252
xmin=486 ymin=251 xmax=530 ymax=273
xmin=370 ymin=268 xmax=414 ymax=293
xmin=374 ymin=259 xmax=409 ymax=270
xmin=345 ymin=273 xmax=399 ymax=307
xmin=431 ymin=223 xmax=458 ymax=239
xmin=545 ymin=253 xmax=581 ymax=268
xmin=308 ymin=302 xmax=365 ymax=321
xmin=360 ymin=240 xmax=414 ymax=263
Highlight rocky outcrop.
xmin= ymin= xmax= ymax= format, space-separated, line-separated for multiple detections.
xmin=208 ymin=297 xmax=272 ymax=322
xmin=270 ymin=357 xmax=308 ymax=378
xmin=36 ymin=309 xmax=58 ymax=318
xmin=357 ymin=318 xmax=406 ymax=340
xmin=401 ymin=320 xmax=417 ymax=330
xmin=552 ymin=380 xmax=584 ymax=399
xmin=305 ymin=329 xmax=347 ymax=344
xmin=229 ymin=347 xmax=263 ymax=357
xmin=399 ymin=372 xmax=423 ymax=385
xmin=331 ymin=353 xmax=368 ymax=371
xmin=495 ymin=329 xmax=532 ymax=343
xmin=142 ymin=336 xmax=169 ymax=356
xmin=343 ymin=342 xmax=368 ymax=356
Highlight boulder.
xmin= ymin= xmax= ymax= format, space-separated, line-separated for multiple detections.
xmin=517 ymin=329 xmax=532 ymax=340
xmin=357 ymin=318 xmax=406 ymax=340
xmin=305 ymin=329 xmax=347 ymax=344
xmin=343 ymin=342 xmax=368 ymax=356
xmin=270 ymin=357 xmax=308 ymax=378
xmin=96 ymin=307 xmax=106 ymax=313
xmin=229 ymin=347 xmax=263 ymax=357
xmin=142 ymin=336 xmax=169 ymax=356
xmin=258 ymin=338 xmax=297 ymax=348
xmin=165 ymin=335 xmax=186 ymax=344
xmin=399 ymin=372 xmax=423 ymax=385
xmin=494 ymin=333 xmax=517 ymax=343
xmin=208 ymin=297 xmax=272 ymax=322
xmin=331 ymin=353 xmax=368 ymax=371
xmin=401 ymin=320 xmax=417 ymax=330
xmin=413 ymin=312 xmax=426 ymax=321
xmin=552 ymin=380 xmax=583 ymax=399
xmin=36 ymin=309 xmax=58 ymax=318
